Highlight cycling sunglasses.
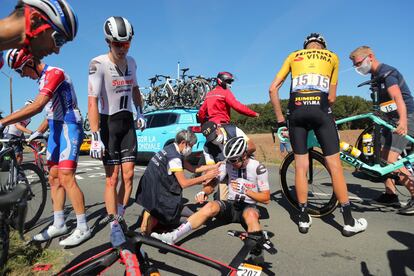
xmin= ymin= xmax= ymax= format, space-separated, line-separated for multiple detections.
xmin=15 ymin=60 xmax=30 ymax=75
xmin=228 ymin=157 xmax=243 ymax=164
xmin=51 ymin=31 xmax=67 ymax=48
xmin=111 ymin=41 xmax=131 ymax=49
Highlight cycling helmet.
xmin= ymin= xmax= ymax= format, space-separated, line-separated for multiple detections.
xmin=22 ymin=0 xmax=78 ymax=41
xmin=6 ymin=48 xmax=33 ymax=69
xmin=223 ymin=136 xmax=247 ymax=160
xmin=104 ymin=16 xmax=134 ymax=42
xmin=303 ymin=33 xmax=327 ymax=49
xmin=217 ymin=72 xmax=234 ymax=89
xmin=25 ymin=99 xmax=34 ymax=105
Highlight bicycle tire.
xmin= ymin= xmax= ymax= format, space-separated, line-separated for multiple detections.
xmin=0 ymin=214 xmax=10 ymax=268
xmin=19 ymin=163 xmax=47 ymax=230
xmin=179 ymin=82 xmax=199 ymax=108
xmin=153 ymin=84 xmax=173 ymax=109
xmin=192 ymin=78 xmax=212 ymax=106
xmin=279 ymin=150 xmax=338 ymax=217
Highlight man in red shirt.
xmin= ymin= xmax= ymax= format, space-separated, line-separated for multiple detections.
xmin=198 ymin=72 xmax=259 ymax=124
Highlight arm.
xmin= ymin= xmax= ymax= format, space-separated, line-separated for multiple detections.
xmin=0 ymin=95 xmax=49 ymax=126
xmin=225 ymin=90 xmax=258 ymax=117
xmin=183 ymin=160 xmax=196 ymax=173
xmin=328 ymin=84 xmax=337 ymax=106
xmin=15 ymin=123 xmax=33 ymax=135
xmin=87 ymin=59 xmax=103 ymax=133
xmin=388 ymin=84 xmax=408 ymax=135
xmin=245 ymin=190 xmax=270 ymax=204
xmin=88 ymin=97 xmax=100 ymax=132
xmin=328 ymin=56 xmax=339 ymax=105
xmin=198 ymin=101 xmax=208 ymax=124
xmin=269 ymin=76 xmax=286 ymax=123
xmin=246 ymin=163 xmax=270 ymax=204
xmin=132 ymin=86 xmax=144 ymax=114
xmin=247 ymin=139 xmax=256 ymax=156
xmin=174 ymin=168 xmax=218 ymax=189
xmin=36 ymin=119 xmax=49 ymax=133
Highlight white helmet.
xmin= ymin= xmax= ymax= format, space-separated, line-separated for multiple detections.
xmin=25 ymin=99 xmax=34 ymax=106
xmin=223 ymin=136 xmax=248 ymax=160
xmin=22 ymin=0 xmax=78 ymax=41
xmin=104 ymin=16 xmax=134 ymax=42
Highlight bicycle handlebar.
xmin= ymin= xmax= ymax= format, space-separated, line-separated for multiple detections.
xmin=357 ymin=70 xmax=394 ymax=88
xmin=227 ymin=230 xmax=277 ymax=255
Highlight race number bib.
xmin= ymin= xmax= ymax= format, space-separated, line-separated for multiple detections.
xmin=237 ymin=263 xmax=262 ymax=276
xmin=292 ymin=73 xmax=330 ymax=93
xmin=380 ymin=100 xmax=397 ymax=113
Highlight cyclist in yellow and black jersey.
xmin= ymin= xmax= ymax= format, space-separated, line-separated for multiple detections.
xmin=269 ymin=33 xmax=367 ymax=237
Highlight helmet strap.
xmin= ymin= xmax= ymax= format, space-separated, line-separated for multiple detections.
xmin=23 ymin=6 xmax=52 ymax=48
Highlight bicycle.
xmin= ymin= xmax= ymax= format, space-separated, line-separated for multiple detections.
xmin=24 ymin=136 xmax=48 ymax=177
xmin=57 ymin=215 xmax=276 ymax=275
xmin=278 ymin=70 xmax=414 ymax=217
xmin=0 ymin=138 xmax=48 ymax=230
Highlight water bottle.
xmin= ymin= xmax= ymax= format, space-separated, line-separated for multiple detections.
xmin=362 ymin=133 xmax=374 ymax=156
xmin=340 ymin=141 xmax=361 ymax=158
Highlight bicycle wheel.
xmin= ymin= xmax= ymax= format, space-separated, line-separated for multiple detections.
xmin=153 ymin=85 xmax=173 ymax=109
xmin=0 ymin=214 xmax=10 ymax=268
xmin=192 ymin=78 xmax=212 ymax=105
xmin=279 ymin=150 xmax=338 ymax=217
xmin=19 ymin=163 xmax=47 ymax=230
xmin=179 ymin=82 xmax=199 ymax=108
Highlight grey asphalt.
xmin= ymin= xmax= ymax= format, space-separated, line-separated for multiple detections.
xmin=26 ymin=155 xmax=414 ymax=276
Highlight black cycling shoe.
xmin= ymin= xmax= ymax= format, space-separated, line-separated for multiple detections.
xmin=247 ymin=248 xmax=264 ymax=266
xmin=372 ymin=193 xmax=401 ymax=208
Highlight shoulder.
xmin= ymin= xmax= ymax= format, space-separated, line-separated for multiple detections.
xmin=45 ymin=67 xmax=65 ymax=80
xmin=248 ymin=159 xmax=267 ymax=175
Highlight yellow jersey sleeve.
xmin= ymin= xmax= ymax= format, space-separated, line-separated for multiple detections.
xmin=276 ymin=52 xmax=294 ymax=81
xmin=330 ymin=52 xmax=339 ymax=85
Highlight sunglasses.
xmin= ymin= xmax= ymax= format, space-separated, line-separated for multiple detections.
xmin=51 ymin=31 xmax=67 ymax=48
xmin=228 ymin=157 xmax=243 ymax=164
xmin=353 ymin=56 xmax=368 ymax=68
xmin=111 ymin=41 xmax=131 ymax=49
xmin=15 ymin=60 xmax=30 ymax=74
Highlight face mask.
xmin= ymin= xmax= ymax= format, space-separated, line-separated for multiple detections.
xmin=226 ymin=83 xmax=232 ymax=89
xmin=355 ymin=57 xmax=372 ymax=76
xmin=212 ymin=134 xmax=224 ymax=145
xmin=182 ymin=146 xmax=192 ymax=157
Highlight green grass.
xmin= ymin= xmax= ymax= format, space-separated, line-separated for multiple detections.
xmin=1 ymin=230 xmax=71 ymax=275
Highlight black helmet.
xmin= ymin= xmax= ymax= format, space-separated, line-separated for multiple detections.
xmin=303 ymin=33 xmax=327 ymax=49
xmin=217 ymin=71 xmax=234 ymax=89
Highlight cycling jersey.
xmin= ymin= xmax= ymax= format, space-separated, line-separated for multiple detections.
xmin=88 ymin=54 xmax=138 ymax=116
xmin=198 ymin=86 xmax=257 ymax=125
xmin=218 ymin=159 xmax=269 ymax=204
xmin=277 ymin=49 xmax=339 ymax=94
xmin=38 ymin=65 xmax=82 ymax=124
xmin=203 ymin=124 xmax=249 ymax=164
xmin=135 ymin=143 xmax=185 ymax=224
xmin=3 ymin=110 xmax=31 ymax=137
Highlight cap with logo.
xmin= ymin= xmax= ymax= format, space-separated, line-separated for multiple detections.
xmin=201 ymin=121 xmax=218 ymax=142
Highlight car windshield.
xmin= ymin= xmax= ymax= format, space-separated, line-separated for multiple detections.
xmin=145 ymin=113 xmax=178 ymax=128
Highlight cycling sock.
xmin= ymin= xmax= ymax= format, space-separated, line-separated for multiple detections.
xmin=53 ymin=210 xmax=65 ymax=228
xmin=76 ymin=214 xmax=89 ymax=231
xmin=340 ymin=202 xmax=355 ymax=226
xmin=172 ymin=221 xmax=192 ymax=241
xmin=299 ymin=203 xmax=309 ymax=223
xmin=117 ymin=204 xmax=125 ymax=216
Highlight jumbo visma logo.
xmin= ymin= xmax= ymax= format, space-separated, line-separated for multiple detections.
xmin=295 ymin=96 xmax=321 ymax=106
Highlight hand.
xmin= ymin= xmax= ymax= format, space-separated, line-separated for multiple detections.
xmin=255 ymin=113 xmax=260 ymax=117
xmin=277 ymin=121 xmax=287 ymax=129
xmin=90 ymin=132 xmax=105 ymax=159
xmin=136 ymin=115 xmax=146 ymax=130
xmin=203 ymin=167 xmax=219 ymax=182
xmin=231 ymin=179 xmax=247 ymax=194
xmin=195 ymin=191 xmax=208 ymax=204
xmin=28 ymin=131 xmax=42 ymax=142
xmin=395 ymin=120 xmax=408 ymax=136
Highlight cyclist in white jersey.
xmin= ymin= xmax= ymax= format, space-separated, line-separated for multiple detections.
xmin=0 ymin=48 xmax=90 ymax=246
xmin=3 ymin=100 xmax=34 ymax=164
xmin=88 ymin=16 xmax=144 ymax=247
xmin=152 ymin=136 xmax=270 ymax=264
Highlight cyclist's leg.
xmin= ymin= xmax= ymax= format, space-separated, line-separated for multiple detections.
xmin=242 ymin=206 xmax=261 ymax=232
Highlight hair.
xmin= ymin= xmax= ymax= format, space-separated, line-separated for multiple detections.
xmin=12 ymin=1 xmax=25 ymax=17
xmin=349 ymin=46 xmax=374 ymax=60
xmin=175 ymin=130 xmax=197 ymax=145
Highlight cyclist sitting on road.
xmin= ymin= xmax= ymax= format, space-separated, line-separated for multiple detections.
xmin=350 ymin=46 xmax=414 ymax=215
xmin=201 ymin=120 xmax=256 ymax=200
xmin=2 ymin=100 xmax=35 ymax=164
xmin=269 ymin=33 xmax=367 ymax=236
xmin=88 ymin=16 xmax=146 ymax=247
xmin=0 ymin=48 xmax=90 ymax=246
xmin=151 ymin=136 xmax=270 ymax=265
xmin=135 ymin=130 xmax=220 ymax=235
xmin=0 ymin=0 xmax=77 ymax=59
xmin=198 ymin=72 xmax=259 ymax=125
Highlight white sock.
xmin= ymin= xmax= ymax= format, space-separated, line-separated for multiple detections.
xmin=76 ymin=214 xmax=89 ymax=231
xmin=110 ymin=220 xmax=119 ymax=230
xmin=117 ymin=203 xmax=125 ymax=216
xmin=53 ymin=210 xmax=65 ymax=228
xmin=172 ymin=221 xmax=192 ymax=241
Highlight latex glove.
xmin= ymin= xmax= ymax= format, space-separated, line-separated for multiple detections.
xmin=28 ymin=131 xmax=42 ymax=142
xmin=194 ymin=191 xmax=208 ymax=204
xmin=90 ymin=132 xmax=105 ymax=159
xmin=136 ymin=115 xmax=146 ymax=130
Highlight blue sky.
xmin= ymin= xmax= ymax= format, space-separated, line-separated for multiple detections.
xmin=1 ymin=0 xmax=414 ymax=127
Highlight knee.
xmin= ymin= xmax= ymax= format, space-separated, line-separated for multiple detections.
xmin=58 ymin=171 xmax=75 ymax=189
xmin=243 ymin=209 xmax=259 ymax=222
xmin=202 ymin=202 xmax=220 ymax=217
xmin=122 ymin=170 xmax=134 ymax=185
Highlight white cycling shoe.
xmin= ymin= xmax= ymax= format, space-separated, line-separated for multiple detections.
xmin=110 ymin=226 xmax=126 ymax=247
xmin=298 ymin=215 xmax=312 ymax=234
xmin=33 ymin=224 xmax=69 ymax=242
xmin=342 ymin=218 xmax=368 ymax=237
xmin=59 ymin=228 xmax=91 ymax=246
xmin=150 ymin=232 xmax=175 ymax=245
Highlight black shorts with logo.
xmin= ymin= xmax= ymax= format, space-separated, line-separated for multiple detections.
xmin=217 ymin=200 xmax=259 ymax=229
xmin=100 ymin=111 xmax=137 ymax=165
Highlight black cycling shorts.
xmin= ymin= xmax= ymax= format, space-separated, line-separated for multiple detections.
xmin=100 ymin=111 xmax=137 ymax=165
xmin=217 ymin=200 xmax=259 ymax=229
xmin=287 ymin=93 xmax=339 ymax=156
